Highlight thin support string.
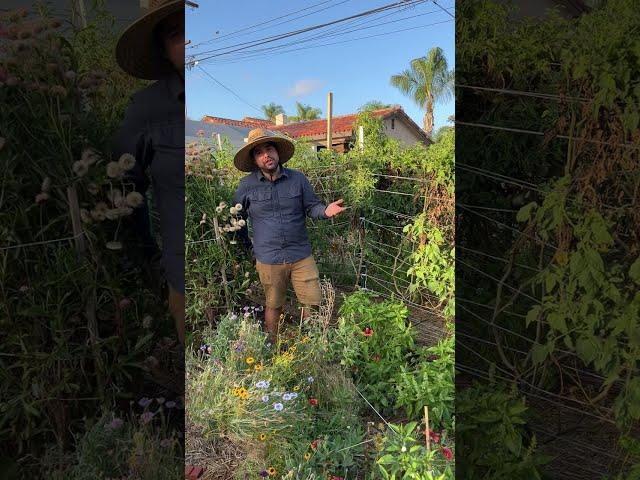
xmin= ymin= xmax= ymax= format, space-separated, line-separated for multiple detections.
xmin=456 ymin=84 xmax=591 ymax=104
xmin=1 ymin=232 xmax=84 ymax=251
xmin=458 ymin=246 xmax=543 ymax=273
xmin=353 ymin=385 xmax=396 ymax=433
xmin=458 ymin=204 xmax=557 ymax=249
xmin=455 ymin=120 xmax=640 ymax=150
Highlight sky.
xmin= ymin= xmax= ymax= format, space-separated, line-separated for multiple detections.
xmin=185 ymin=0 xmax=454 ymax=132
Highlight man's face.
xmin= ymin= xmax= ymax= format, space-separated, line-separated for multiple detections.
xmin=253 ymin=143 xmax=280 ymax=172
xmin=157 ymin=11 xmax=184 ymax=72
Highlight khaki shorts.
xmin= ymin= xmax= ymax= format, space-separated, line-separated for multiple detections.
xmin=256 ymin=256 xmax=321 ymax=309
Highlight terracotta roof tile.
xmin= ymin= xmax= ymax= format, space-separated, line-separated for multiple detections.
xmin=202 ymin=116 xmax=274 ymax=128
xmin=270 ymin=107 xmax=402 ymax=138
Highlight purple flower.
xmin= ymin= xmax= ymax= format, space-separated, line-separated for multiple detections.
xmin=165 ymin=401 xmax=176 ymax=409
xmin=259 ymin=471 xmax=268 ymax=478
xmin=261 ymin=395 xmax=269 ymax=403
xmin=108 ymin=418 xmax=124 ymax=429
xmin=243 ymin=306 xmax=250 ymax=312
xmin=138 ymin=397 xmax=152 ymax=408
xmin=230 ymin=313 xmax=238 ymax=321
xmin=273 ymin=403 xmax=284 ymax=411
xmin=140 ymin=411 xmax=154 ymax=424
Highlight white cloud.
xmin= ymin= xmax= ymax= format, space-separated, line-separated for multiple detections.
xmin=287 ymin=79 xmax=324 ymax=97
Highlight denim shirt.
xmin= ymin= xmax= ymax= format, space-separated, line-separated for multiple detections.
xmin=232 ymin=167 xmax=328 ymax=265
xmin=112 ymin=71 xmax=185 ymax=293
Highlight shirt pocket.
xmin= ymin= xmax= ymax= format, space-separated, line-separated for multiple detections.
xmin=280 ymin=184 xmax=303 ymax=217
xmin=248 ymin=188 xmax=274 ymax=218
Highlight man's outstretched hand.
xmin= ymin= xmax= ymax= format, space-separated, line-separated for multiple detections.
xmin=325 ymin=198 xmax=347 ymax=218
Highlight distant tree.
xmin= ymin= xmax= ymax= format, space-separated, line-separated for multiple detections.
xmin=432 ymin=125 xmax=454 ymax=142
xmin=390 ymin=47 xmax=453 ymax=137
xmin=261 ymin=102 xmax=285 ymax=122
xmin=289 ymin=102 xmax=322 ymax=122
xmin=358 ymin=100 xmax=393 ymax=112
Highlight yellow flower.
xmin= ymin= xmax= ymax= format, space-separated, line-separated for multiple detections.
xmin=246 ymin=357 xmax=255 ymax=365
xmin=301 ymin=336 xmax=310 ymax=344
xmin=259 ymin=433 xmax=267 ymax=441
xmin=254 ymin=363 xmax=264 ymax=372
xmin=238 ymin=387 xmax=248 ymax=399
xmin=267 ymin=467 xmax=276 ymax=476
xmin=293 ymin=385 xmax=300 ymax=392
xmin=304 ymin=452 xmax=311 ymax=461
xmin=231 ymin=388 xmax=240 ymax=397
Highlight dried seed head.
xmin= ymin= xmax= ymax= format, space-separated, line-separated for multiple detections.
xmin=72 ymin=160 xmax=88 ymax=177
xmin=106 ymin=161 xmax=122 ymax=178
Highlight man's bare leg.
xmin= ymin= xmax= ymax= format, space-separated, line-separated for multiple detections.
xmin=264 ymin=306 xmax=283 ymax=343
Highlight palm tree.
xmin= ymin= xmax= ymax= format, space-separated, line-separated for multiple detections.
xmin=390 ymin=47 xmax=453 ymax=137
xmin=358 ymin=100 xmax=393 ymax=112
xmin=261 ymin=102 xmax=285 ymax=122
xmin=289 ymin=102 xmax=322 ymax=122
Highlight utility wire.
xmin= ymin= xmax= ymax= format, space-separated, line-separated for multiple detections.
xmin=192 ymin=0 xmax=428 ymax=61
xmin=196 ymin=66 xmax=263 ymax=115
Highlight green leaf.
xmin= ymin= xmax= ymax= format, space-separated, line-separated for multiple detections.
xmin=525 ymin=306 xmax=541 ymax=327
xmin=547 ymin=312 xmax=567 ymax=334
xmin=531 ymin=343 xmax=549 ymax=365
xmin=516 ymin=202 xmax=538 ymax=222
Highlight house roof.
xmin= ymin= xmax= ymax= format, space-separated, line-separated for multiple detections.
xmin=186 ymin=118 xmax=250 ymax=150
xmin=202 ymin=115 xmax=274 ymax=129
xmin=270 ymin=107 xmax=430 ymax=144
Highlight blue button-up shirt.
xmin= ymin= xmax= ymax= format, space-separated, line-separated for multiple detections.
xmin=232 ymin=167 xmax=328 ymax=265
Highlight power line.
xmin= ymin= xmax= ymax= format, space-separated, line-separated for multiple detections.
xmin=191 ymin=0 xmax=430 ymax=63
xmin=189 ymin=0 xmax=348 ymax=48
xmin=196 ymin=19 xmax=454 ymax=66
xmin=195 ymin=66 xmax=263 ymax=115
xmin=200 ymin=4 xmax=451 ymax=65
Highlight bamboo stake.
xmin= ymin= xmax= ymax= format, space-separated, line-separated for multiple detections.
xmin=67 ymin=185 xmax=104 ymax=400
xmin=424 ymin=405 xmax=431 ymax=453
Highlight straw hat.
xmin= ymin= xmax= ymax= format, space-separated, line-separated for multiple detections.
xmin=234 ymin=128 xmax=295 ymax=172
xmin=116 ymin=0 xmax=183 ymax=80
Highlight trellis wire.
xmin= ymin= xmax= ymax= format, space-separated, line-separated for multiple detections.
xmin=0 ymin=232 xmax=85 ymax=251
xmin=455 ymin=120 xmax=640 ymax=150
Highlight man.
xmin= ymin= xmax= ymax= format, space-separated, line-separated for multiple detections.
xmin=232 ymin=129 xmax=346 ymax=342
xmin=112 ymin=0 xmax=185 ymax=344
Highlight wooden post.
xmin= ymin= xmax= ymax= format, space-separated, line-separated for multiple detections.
xmin=212 ymin=216 xmax=231 ymax=313
xmin=216 ymin=133 xmax=222 ymax=150
xmin=67 ymin=185 xmax=104 ymax=400
xmin=358 ymin=125 xmax=364 ymax=151
xmin=326 ymin=92 xmax=333 ymax=151
xmin=424 ymin=406 xmax=431 ymax=453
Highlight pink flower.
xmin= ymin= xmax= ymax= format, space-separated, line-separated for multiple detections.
xmin=140 ymin=411 xmax=154 ymax=424
xmin=441 ymin=446 xmax=453 ymax=461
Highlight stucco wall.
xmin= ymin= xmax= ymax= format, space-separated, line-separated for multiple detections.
xmin=382 ymin=117 xmax=425 ymax=147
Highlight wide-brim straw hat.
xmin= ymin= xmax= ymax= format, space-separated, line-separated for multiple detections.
xmin=116 ymin=0 xmax=183 ymax=80
xmin=234 ymin=128 xmax=295 ymax=172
